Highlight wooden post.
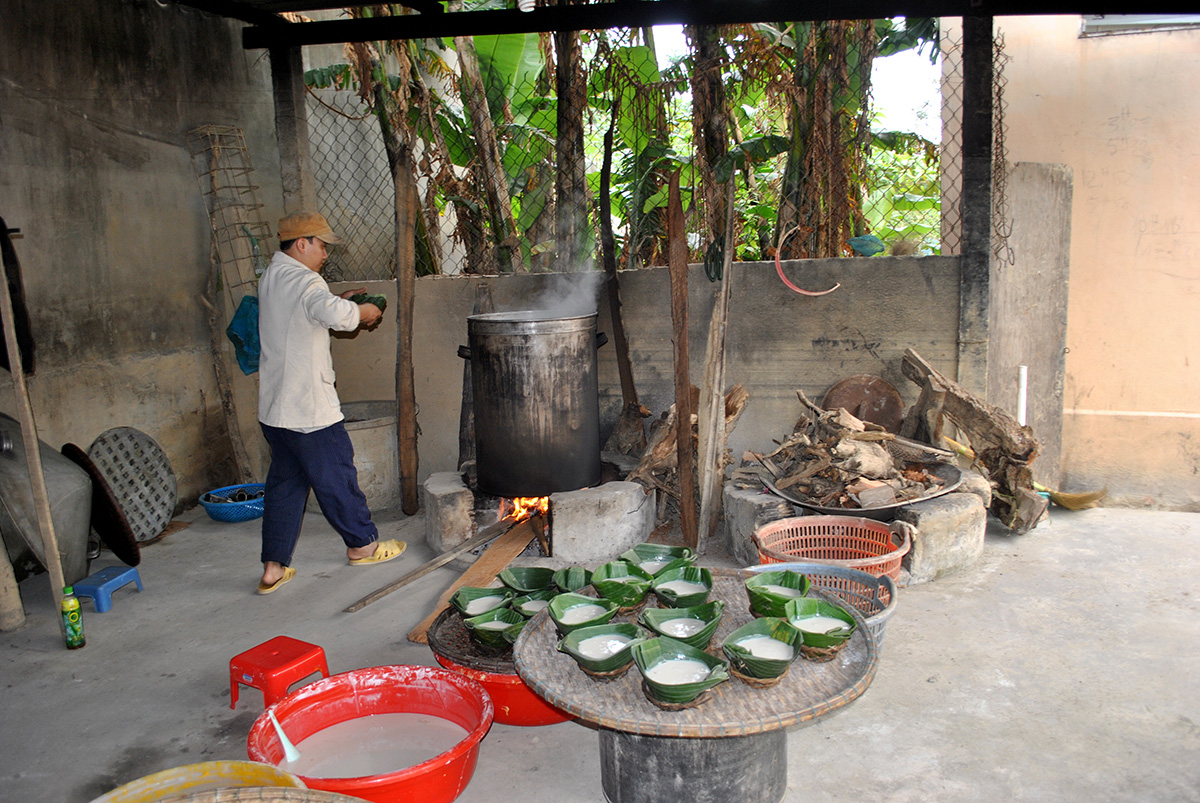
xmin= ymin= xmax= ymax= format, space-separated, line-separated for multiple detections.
xmin=667 ymin=172 xmax=697 ymax=549
xmin=0 ymin=546 xmax=25 ymax=631
xmin=958 ymin=16 xmax=994 ymax=398
xmin=696 ymin=179 xmax=736 ymax=549
xmin=269 ymin=45 xmax=317 ymax=211
xmin=395 ymin=160 xmax=420 ymax=515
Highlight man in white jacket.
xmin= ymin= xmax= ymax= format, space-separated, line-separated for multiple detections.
xmin=254 ymin=211 xmax=405 ymax=595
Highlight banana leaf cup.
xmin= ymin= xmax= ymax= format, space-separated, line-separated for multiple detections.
xmin=632 ymin=636 xmax=730 ymax=707
xmin=498 ymin=566 xmax=556 ymax=594
xmin=744 ymin=570 xmax=812 ymax=618
xmin=784 ymin=597 xmax=858 ymax=662
xmin=721 ymin=618 xmax=804 ymax=685
xmin=639 ymin=600 xmax=725 ymax=650
xmin=511 ymin=587 xmax=556 ymax=618
xmin=547 ymin=592 xmax=620 ymax=636
xmin=463 ymin=606 xmax=526 ymax=650
xmin=591 ymin=561 xmax=654 ymax=612
xmin=450 ymin=586 xmax=515 ymax=618
xmin=619 ymin=543 xmax=695 ymax=577
xmin=557 ymin=622 xmax=647 ymax=678
xmin=651 ymin=566 xmax=713 ymax=608
xmin=552 ymin=566 xmax=593 ymax=593
xmin=501 ymin=617 xmax=528 ymax=646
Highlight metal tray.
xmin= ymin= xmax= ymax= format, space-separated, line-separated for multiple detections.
xmin=762 ymin=461 xmax=964 ymax=521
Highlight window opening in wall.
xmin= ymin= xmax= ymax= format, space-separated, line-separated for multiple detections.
xmin=1081 ymin=15 xmax=1200 ymax=37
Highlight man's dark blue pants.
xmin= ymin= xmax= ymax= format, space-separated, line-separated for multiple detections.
xmin=259 ymin=421 xmax=378 ymax=566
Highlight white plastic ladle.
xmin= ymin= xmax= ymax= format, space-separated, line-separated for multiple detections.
xmin=267 ymin=710 xmax=302 ymax=764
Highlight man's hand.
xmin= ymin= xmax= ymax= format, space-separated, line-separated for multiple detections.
xmin=340 ymin=287 xmax=367 ymax=300
xmin=358 ymin=303 xmax=383 ymax=328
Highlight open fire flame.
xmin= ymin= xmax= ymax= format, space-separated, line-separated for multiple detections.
xmin=500 ymin=496 xmax=550 ymax=522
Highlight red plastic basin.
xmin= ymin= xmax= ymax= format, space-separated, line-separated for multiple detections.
xmin=433 ymin=654 xmax=571 ymax=727
xmin=247 ymin=665 xmax=494 ymax=803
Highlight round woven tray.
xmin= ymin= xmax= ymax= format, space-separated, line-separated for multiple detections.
xmin=427 ymin=606 xmax=516 ymax=674
xmin=514 ymin=569 xmax=878 ymax=738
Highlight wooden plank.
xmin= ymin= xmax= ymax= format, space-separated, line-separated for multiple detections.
xmin=405 ymin=515 xmax=540 ymax=644
xmin=696 ymin=178 xmax=737 ymax=550
xmin=343 ymin=516 xmax=518 ymax=613
xmin=666 ymin=171 xmax=697 ymax=549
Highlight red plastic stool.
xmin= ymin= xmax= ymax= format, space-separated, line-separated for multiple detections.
xmin=229 ymin=636 xmax=330 ymax=709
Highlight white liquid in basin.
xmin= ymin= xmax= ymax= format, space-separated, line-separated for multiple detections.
xmin=657 ymin=617 xmax=705 ymax=637
xmin=576 ymin=634 xmax=633 ymax=659
xmin=791 ymin=615 xmax=850 ymax=634
xmin=643 ymin=658 xmax=711 ymax=685
xmin=603 ymin=575 xmax=642 ymax=584
xmin=281 ymin=712 xmax=469 ymax=778
xmin=519 ymin=599 xmax=549 ymax=614
xmin=657 ymin=579 xmax=707 ymax=596
xmin=736 ymin=635 xmax=794 ymax=660
xmin=559 ymin=603 xmax=607 ymax=624
xmin=757 ymin=583 xmax=805 ymax=598
xmin=474 ymin=620 xmax=512 ymax=630
xmin=464 ymin=595 xmax=506 ymax=615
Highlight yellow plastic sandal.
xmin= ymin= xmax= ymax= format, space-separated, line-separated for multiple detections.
xmin=256 ymin=566 xmax=297 ymax=595
xmin=349 ymin=539 xmax=407 ymax=566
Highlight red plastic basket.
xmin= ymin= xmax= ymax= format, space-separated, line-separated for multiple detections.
xmin=752 ymin=516 xmax=912 ymax=580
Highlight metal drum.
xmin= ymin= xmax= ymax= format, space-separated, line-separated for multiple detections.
xmin=466 ymin=311 xmax=602 ymax=498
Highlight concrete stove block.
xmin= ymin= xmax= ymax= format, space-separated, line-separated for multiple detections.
xmin=956 ymin=469 xmax=993 ymax=508
xmin=422 ymin=471 xmax=475 ymax=553
xmin=722 ymin=485 xmax=796 ymax=567
xmin=550 ymin=481 xmax=655 ymax=563
xmin=894 ymin=491 xmax=986 ymax=585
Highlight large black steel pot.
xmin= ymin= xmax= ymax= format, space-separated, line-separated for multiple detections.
xmin=462 ymin=311 xmax=606 ymax=498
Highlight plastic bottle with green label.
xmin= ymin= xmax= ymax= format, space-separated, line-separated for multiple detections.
xmin=61 ymin=586 xmax=85 ymax=649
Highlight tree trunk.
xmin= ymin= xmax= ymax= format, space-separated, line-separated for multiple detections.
xmin=455 ymin=34 xmax=517 ymax=273
xmin=687 ymin=24 xmax=730 ymax=245
xmin=555 ymin=19 xmax=591 ymax=270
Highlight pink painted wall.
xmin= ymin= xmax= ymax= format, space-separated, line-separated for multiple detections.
xmin=959 ymin=16 xmax=1200 ymax=509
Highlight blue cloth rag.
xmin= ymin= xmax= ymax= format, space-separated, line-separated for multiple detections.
xmin=225 ymin=295 xmax=260 ymax=375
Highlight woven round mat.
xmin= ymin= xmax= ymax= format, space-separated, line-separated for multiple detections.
xmin=513 ymin=569 xmax=878 ymax=738
xmin=86 ymin=427 xmax=177 ymax=543
xmin=427 ymin=606 xmax=517 ymax=674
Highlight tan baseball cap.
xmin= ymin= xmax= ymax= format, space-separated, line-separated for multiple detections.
xmin=278 ymin=211 xmax=342 ymax=244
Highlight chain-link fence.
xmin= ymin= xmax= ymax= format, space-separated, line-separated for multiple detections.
xmin=303 ymin=18 xmax=1007 ymax=278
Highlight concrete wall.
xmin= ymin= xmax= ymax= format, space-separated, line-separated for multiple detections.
xmin=376 ymin=257 xmax=962 ymax=483
xmin=0 ymin=0 xmax=281 ymax=505
xmin=988 ymin=162 xmax=1073 ymax=488
xmin=992 ymin=17 xmax=1200 ymax=510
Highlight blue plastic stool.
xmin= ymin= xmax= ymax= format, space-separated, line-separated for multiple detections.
xmin=73 ymin=566 xmax=143 ymax=613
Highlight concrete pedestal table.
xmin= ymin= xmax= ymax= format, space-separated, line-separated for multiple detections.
xmin=514 ymin=569 xmax=879 ymax=803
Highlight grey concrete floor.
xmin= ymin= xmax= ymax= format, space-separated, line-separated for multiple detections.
xmin=1 ymin=505 xmax=1198 ymax=803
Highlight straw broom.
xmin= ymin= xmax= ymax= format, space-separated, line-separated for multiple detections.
xmin=942 ymin=437 xmax=1107 ymax=511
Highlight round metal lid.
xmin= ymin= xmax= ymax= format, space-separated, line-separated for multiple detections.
xmin=86 ymin=427 xmax=177 ymax=543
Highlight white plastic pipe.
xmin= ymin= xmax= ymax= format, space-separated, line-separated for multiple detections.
xmin=1017 ymin=365 xmax=1028 ymax=426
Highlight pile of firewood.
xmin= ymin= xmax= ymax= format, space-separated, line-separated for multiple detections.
xmin=731 ymin=390 xmax=949 ymax=510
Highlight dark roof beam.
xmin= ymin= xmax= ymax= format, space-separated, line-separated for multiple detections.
xmin=242 ymin=0 xmax=1182 ymax=49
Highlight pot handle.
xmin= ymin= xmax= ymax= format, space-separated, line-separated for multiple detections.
xmin=458 ymin=345 xmax=471 ymax=359
xmin=595 ymin=332 xmax=609 ymax=349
